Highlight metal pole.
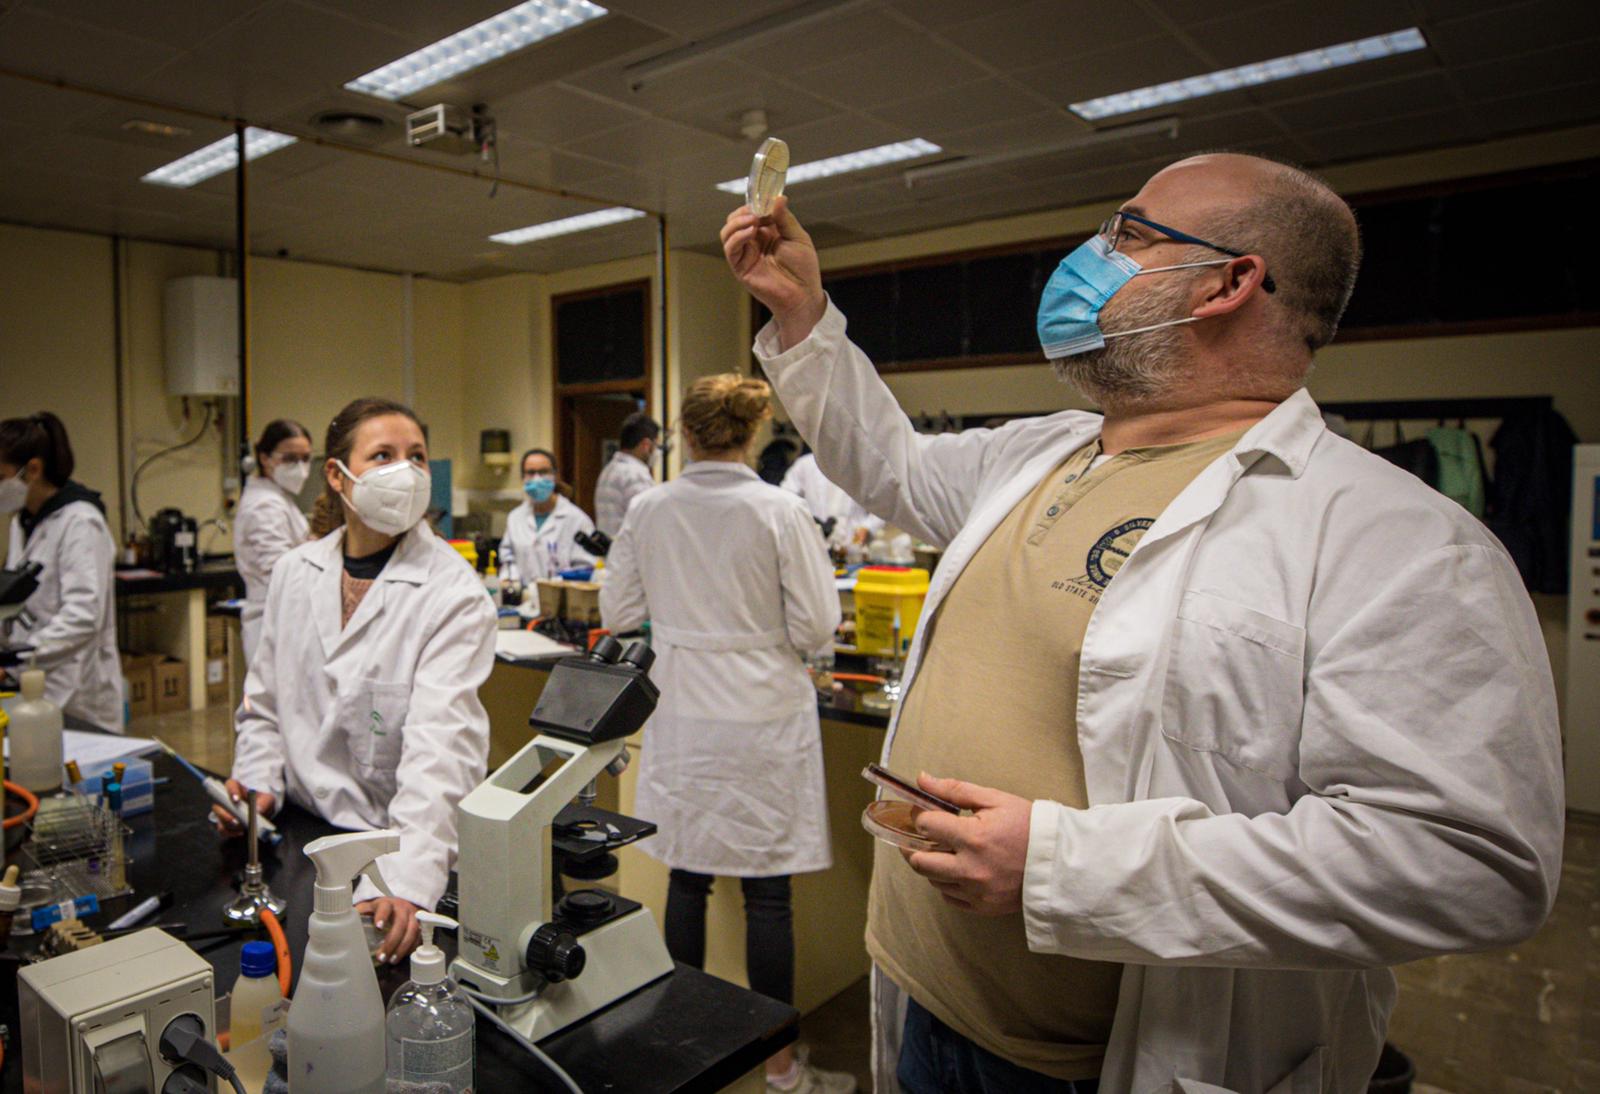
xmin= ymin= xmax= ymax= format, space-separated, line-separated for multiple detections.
xmin=655 ymin=214 xmax=669 ymax=482
xmin=235 ymin=124 xmax=250 ymax=471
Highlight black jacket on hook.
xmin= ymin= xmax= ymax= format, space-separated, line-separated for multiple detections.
xmin=1487 ymin=405 xmax=1578 ymax=595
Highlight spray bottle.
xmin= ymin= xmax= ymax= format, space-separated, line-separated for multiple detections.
xmin=287 ymin=829 xmax=400 ymax=1094
xmin=385 ymin=911 xmax=475 ymax=1091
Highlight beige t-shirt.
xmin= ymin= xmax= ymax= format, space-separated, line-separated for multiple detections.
xmin=866 ymin=429 xmax=1244 ymax=1080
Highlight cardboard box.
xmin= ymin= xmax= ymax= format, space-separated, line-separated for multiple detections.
xmin=564 ymin=581 xmax=602 ymax=626
xmin=535 ymin=579 xmax=566 ymax=622
xmin=205 ymin=654 xmax=229 ymax=705
xmin=154 ymin=657 xmax=189 ymax=714
xmin=120 ymin=653 xmax=158 ymax=721
xmin=205 ymin=616 xmax=228 ymax=659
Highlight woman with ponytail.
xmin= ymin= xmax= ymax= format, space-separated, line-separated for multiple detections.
xmin=222 ymin=397 xmax=496 ymax=963
xmin=0 ymin=412 xmax=122 ymax=731
xmin=600 ymin=375 xmax=853 ymax=1093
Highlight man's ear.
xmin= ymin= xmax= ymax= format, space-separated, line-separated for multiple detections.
xmin=1191 ymin=255 xmax=1270 ymax=319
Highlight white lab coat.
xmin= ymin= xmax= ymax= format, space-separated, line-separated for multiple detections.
xmin=780 ymin=453 xmax=883 ymax=549
xmin=593 ymin=450 xmax=654 ymax=537
xmin=232 ymin=521 xmax=497 ymax=909
xmin=756 ymin=302 xmax=1563 ymax=1094
xmin=600 ymin=461 xmax=841 ymax=876
xmin=499 ymin=494 xmax=595 ymax=585
xmin=233 ymin=474 xmax=309 ymax=665
xmin=4 ymin=499 xmax=121 ymax=731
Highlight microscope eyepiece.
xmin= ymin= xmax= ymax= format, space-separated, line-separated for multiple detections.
xmin=590 ymin=635 xmax=624 ymax=663
xmin=620 ymin=642 xmax=655 ymax=673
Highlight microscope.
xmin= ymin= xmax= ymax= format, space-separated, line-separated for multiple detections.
xmin=451 ymin=636 xmax=675 ymax=1041
xmin=0 ymin=561 xmax=42 ymax=670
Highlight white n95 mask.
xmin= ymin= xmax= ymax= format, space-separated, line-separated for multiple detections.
xmin=0 ymin=472 xmax=27 ymax=515
xmin=336 ymin=459 xmax=431 ymax=536
xmin=271 ymin=461 xmax=311 ymax=495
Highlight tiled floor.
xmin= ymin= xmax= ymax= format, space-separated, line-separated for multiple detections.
xmin=143 ymin=702 xmax=1598 ymax=1092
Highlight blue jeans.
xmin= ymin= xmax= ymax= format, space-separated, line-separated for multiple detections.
xmin=896 ymin=998 xmax=1101 ymax=1094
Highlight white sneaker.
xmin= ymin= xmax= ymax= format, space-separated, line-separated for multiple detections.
xmin=767 ymin=1045 xmax=857 ymax=1094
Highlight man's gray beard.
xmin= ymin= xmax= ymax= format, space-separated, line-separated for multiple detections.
xmin=1051 ymin=274 xmax=1195 ymax=409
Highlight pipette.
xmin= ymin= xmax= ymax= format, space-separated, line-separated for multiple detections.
xmin=153 ymin=737 xmax=281 ymax=844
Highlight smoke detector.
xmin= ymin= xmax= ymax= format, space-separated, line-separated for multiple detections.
xmin=738 ymin=108 xmax=769 ymax=142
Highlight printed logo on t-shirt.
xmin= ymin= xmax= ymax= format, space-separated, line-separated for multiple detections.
xmin=1050 ymin=517 xmax=1155 ymax=606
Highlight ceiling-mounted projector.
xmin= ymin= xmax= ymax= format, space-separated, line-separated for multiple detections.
xmin=406 ymin=104 xmax=488 ymax=155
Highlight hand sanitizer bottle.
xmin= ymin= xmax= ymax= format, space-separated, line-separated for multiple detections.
xmin=386 ymin=911 xmax=475 ymax=1092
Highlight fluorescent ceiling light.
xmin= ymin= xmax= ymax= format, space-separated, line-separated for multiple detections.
xmin=716 ymin=139 xmax=942 ymax=194
xmin=345 ymin=1 xmax=608 ymax=101
xmin=1070 ymin=28 xmax=1428 ymax=121
xmin=141 ymin=128 xmax=297 ymax=188
xmin=490 ymin=206 xmax=645 ymax=244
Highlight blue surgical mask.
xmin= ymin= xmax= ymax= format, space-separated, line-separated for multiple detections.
xmin=1036 ymin=235 xmax=1227 ymax=360
xmin=523 ymin=475 xmax=555 ymax=503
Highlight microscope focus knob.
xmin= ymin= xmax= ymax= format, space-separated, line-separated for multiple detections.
xmin=527 ymin=922 xmax=586 ymax=983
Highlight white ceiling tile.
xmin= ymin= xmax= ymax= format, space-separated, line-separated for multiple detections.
xmin=1010 ymin=34 xmax=1211 ymax=109
xmin=885 ymin=0 xmax=1036 ymax=31
xmin=1182 ymin=0 xmax=1422 ymax=70
xmin=656 ymin=78 xmax=842 ymax=143
xmin=1301 ymin=105 xmax=1486 ymax=165
xmin=938 ymin=0 xmax=1150 ymax=73
xmin=725 ymin=7 xmax=911 ymax=76
xmin=0 ymin=6 xmax=180 ymax=86
xmin=596 ymin=0 xmax=796 ymax=39
xmin=293 ymin=0 xmax=512 ymax=43
xmin=1454 ymin=40 xmax=1600 ymax=102
xmin=21 ymin=0 xmax=266 ymax=51
xmin=560 ymin=117 xmax=736 ymax=169
xmin=1469 ymin=79 xmax=1600 ymax=138
xmin=867 ymin=78 xmax=1054 ymax=138
xmin=1427 ymin=2 xmax=1600 ymax=66
xmin=794 ymin=34 xmax=990 ymax=107
xmin=1266 ymin=71 xmax=1462 ymax=134
xmin=495 ymin=84 xmax=643 ymax=144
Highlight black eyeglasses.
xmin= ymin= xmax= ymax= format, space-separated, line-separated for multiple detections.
xmin=1098 ymin=211 xmax=1276 ymax=294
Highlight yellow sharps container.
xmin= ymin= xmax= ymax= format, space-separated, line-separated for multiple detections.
xmin=852 ymin=566 xmax=930 ymax=656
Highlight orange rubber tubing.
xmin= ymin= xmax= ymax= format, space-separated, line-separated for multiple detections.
xmin=259 ymin=907 xmax=292 ymax=997
xmin=831 ymin=673 xmax=887 ymax=685
xmin=3 ymin=780 xmax=40 ymax=828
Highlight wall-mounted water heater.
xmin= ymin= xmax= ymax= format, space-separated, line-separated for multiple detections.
xmin=164 ymin=275 xmax=239 ymax=397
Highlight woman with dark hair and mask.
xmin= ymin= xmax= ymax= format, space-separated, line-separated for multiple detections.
xmin=219 ymin=397 xmax=496 ymax=962
xmin=234 ymin=418 xmax=312 ymax=665
xmin=0 ymin=411 xmax=121 ymax=732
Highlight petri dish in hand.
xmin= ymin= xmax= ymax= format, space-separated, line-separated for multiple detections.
xmin=747 ymin=137 xmax=789 ymax=216
xmin=862 ymin=799 xmax=950 ymax=853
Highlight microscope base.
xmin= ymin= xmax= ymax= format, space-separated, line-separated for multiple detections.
xmin=480 ymin=909 xmax=674 ymax=1043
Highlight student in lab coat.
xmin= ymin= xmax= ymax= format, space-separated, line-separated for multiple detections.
xmin=600 ymin=375 xmax=852 ymax=1094
xmin=592 ymin=411 xmax=662 ymax=537
xmin=498 ymin=447 xmax=595 ymax=587
xmin=0 ymin=412 xmax=121 ymax=732
xmin=723 ymin=158 xmax=1562 ymax=1094
xmin=218 ymin=396 xmax=496 ymax=963
xmin=780 ymin=450 xmax=882 ymax=553
xmin=233 ymin=418 xmax=311 ymax=665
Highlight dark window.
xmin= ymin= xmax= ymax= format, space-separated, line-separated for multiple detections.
xmin=753 ymin=161 xmax=1600 ymax=371
xmin=555 ymin=284 xmax=647 ymax=385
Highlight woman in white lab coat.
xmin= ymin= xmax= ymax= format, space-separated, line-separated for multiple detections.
xmin=601 ymin=375 xmax=848 ymax=1092
xmin=218 ymin=397 xmax=496 ymax=963
xmin=498 ymin=447 xmax=595 ymax=588
xmin=233 ymin=418 xmax=311 ymax=665
xmin=0 ymin=412 xmax=121 ymax=732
